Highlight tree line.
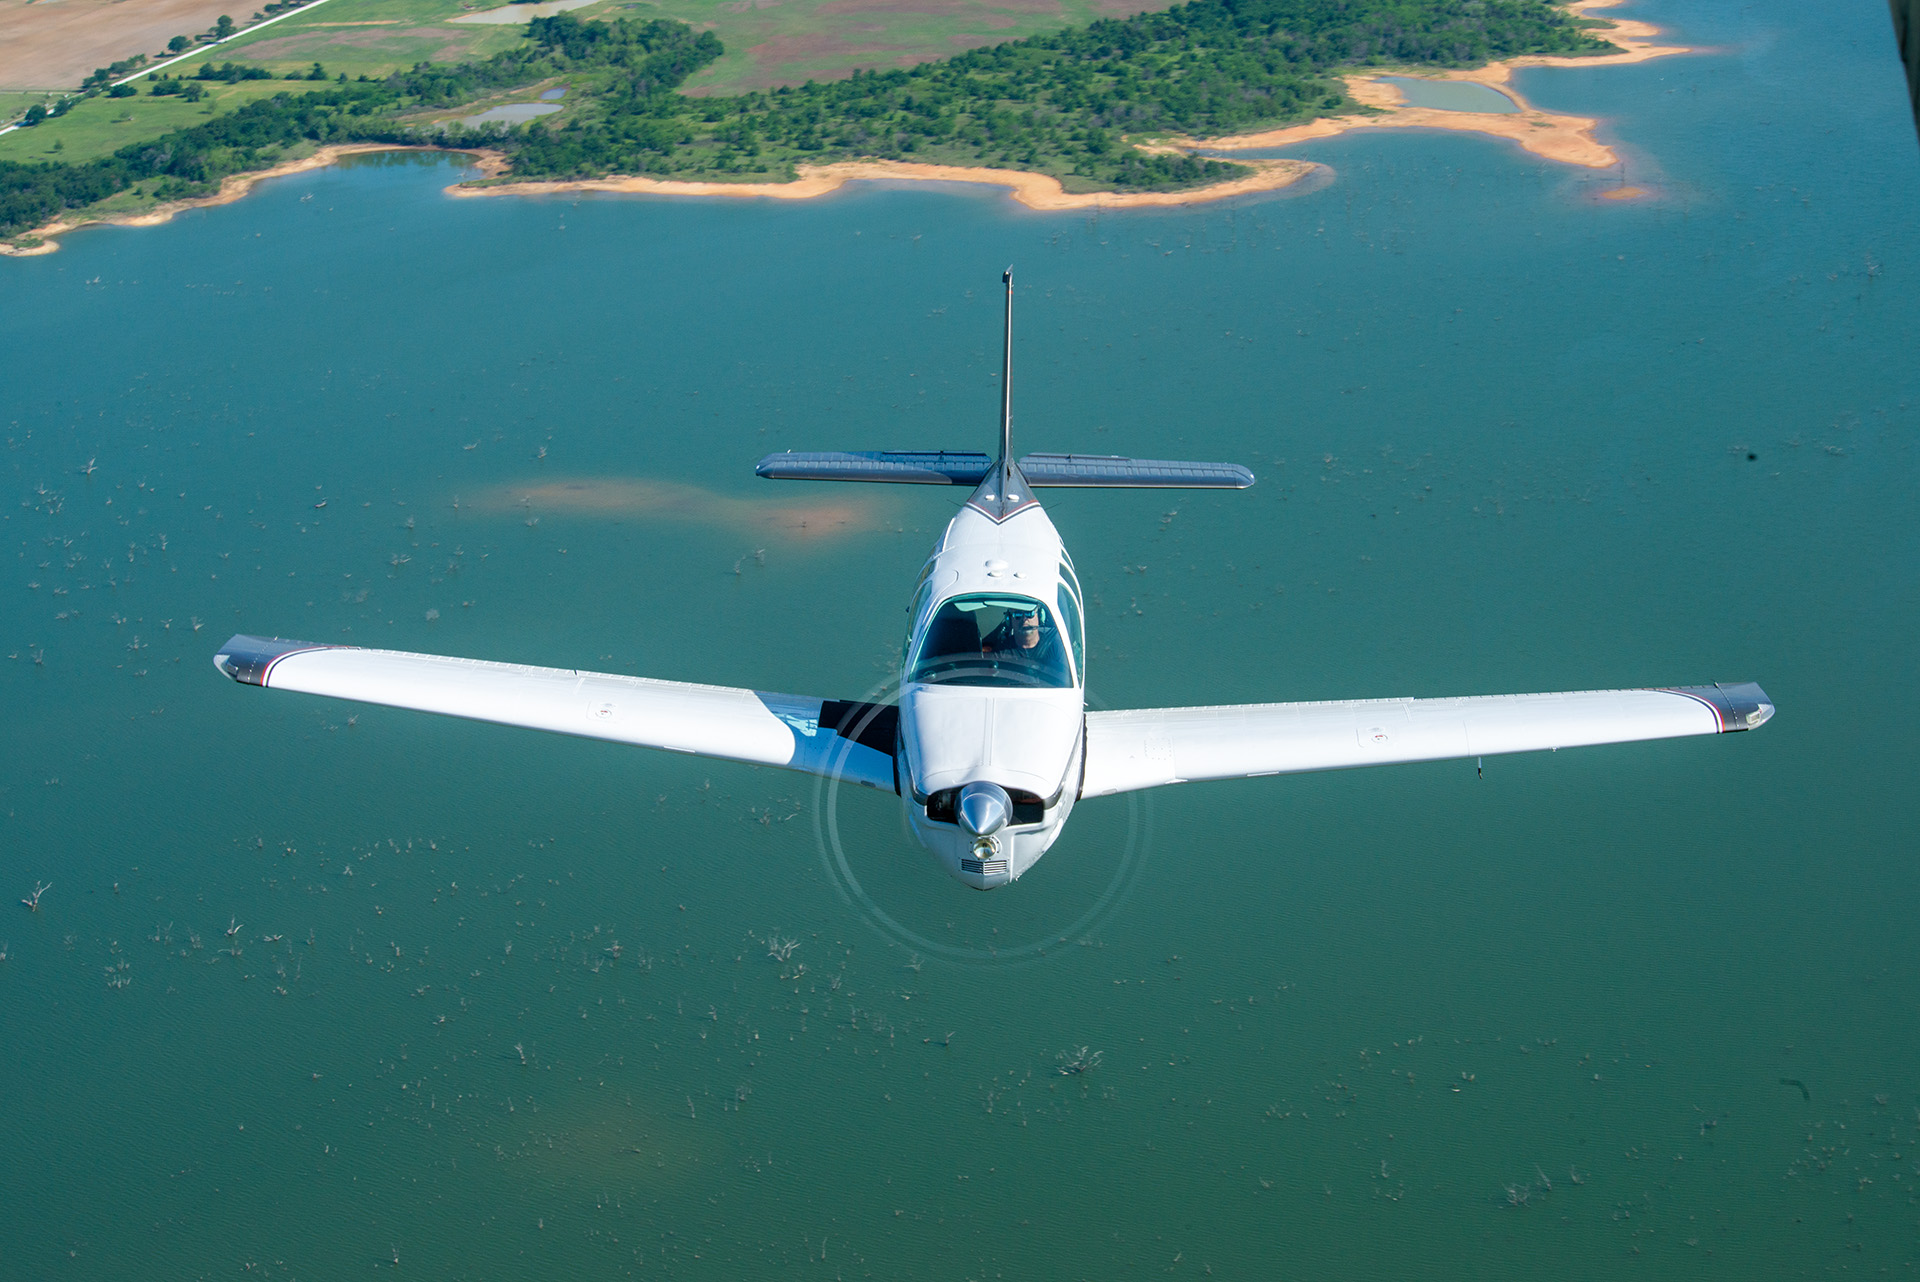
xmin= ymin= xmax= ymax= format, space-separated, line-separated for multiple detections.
xmin=2 ymin=0 xmax=1613 ymax=239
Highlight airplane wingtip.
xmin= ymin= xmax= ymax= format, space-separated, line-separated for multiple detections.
xmin=214 ymin=634 xmax=327 ymax=687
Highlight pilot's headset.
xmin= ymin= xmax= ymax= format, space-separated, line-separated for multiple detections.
xmin=992 ymin=609 xmax=1042 ymax=647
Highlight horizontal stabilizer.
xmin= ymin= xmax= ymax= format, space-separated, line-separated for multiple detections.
xmin=755 ymin=451 xmax=993 ymax=485
xmin=1018 ymin=453 xmax=1254 ymax=488
xmin=755 ymin=451 xmax=1254 ymax=488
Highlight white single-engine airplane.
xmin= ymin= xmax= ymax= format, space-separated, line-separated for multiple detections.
xmin=217 ymin=271 xmax=1773 ymax=890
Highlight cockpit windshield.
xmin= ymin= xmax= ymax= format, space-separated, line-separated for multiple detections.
xmin=908 ymin=594 xmax=1073 ymax=688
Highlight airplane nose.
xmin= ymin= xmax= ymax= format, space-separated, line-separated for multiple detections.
xmin=957 ymin=781 xmax=1013 ymax=836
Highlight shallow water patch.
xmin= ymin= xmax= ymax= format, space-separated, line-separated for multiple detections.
xmin=1376 ymin=76 xmax=1520 ymax=113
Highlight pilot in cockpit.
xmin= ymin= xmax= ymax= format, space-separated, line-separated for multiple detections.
xmin=983 ymin=608 xmax=1051 ymax=660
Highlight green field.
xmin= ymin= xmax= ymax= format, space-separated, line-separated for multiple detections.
xmin=1 ymin=91 xmax=61 ymax=127
xmin=0 ymin=79 xmax=311 ymax=164
xmin=200 ymin=0 xmax=554 ymax=81
xmin=183 ymin=0 xmax=1162 ymax=93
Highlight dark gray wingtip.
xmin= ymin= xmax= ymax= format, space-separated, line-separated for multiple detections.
xmin=1663 ymin=682 xmax=1776 ymax=732
xmin=214 ymin=634 xmax=328 ymax=687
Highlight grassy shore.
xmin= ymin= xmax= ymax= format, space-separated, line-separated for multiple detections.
xmin=0 ymin=80 xmax=313 ymax=164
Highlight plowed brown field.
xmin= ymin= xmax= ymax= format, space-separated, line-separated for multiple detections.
xmin=0 ymin=0 xmax=254 ymax=90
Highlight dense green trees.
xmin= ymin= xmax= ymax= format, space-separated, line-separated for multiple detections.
xmin=483 ymin=0 xmax=1609 ymax=184
xmin=3 ymin=0 xmax=1614 ymax=238
xmin=82 ymin=56 xmax=147 ymax=91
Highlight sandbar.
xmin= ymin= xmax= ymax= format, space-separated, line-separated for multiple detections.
xmin=1191 ymin=76 xmax=1618 ymax=168
xmin=1185 ymin=0 xmax=1691 ymax=171
xmin=447 ymin=156 xmax=1325 ymax=211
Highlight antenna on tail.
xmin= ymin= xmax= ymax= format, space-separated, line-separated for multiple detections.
xmin=999 ymin=266 xmax=1013 ymax=465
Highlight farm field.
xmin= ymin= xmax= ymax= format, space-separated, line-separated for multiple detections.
xmin=205 ymin=0 xmax=545 ymax=81
xmin=0 ymin=0 xmax=260 ymax=91
xmin=651 ymin=0 xmax=1179 ymax=94
xmin=196 ymin=0 xmax=1178 ymax=92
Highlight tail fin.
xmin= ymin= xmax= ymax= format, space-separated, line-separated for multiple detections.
xmin=754 ymin=451 xmax=1253 ymax=488
xmin=753 ymin=267 xmax=1254 ymax=491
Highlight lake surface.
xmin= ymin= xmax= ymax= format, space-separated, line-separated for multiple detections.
xmin=1377 ymin=75 xmax=1522 ymax=112
xmin=3 ymin=0 xmax=1918 ymax=1276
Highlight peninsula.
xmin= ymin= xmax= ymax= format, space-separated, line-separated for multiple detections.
xmin=1 ymin=0 xmax=1686 ymax=252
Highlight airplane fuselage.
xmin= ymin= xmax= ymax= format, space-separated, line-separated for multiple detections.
xmin=898 ymin=488 xmax=1085 ymax=889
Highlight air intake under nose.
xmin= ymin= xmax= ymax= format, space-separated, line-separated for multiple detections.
xmin=957 ymin=781 xmax=1013 ymax=836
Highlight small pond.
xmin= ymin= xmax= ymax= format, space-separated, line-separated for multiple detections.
xmin=461 ymin=102 xmax=564 ymax=125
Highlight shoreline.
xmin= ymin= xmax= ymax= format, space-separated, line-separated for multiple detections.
xmin=2 ymin=0 xmax=1689 ymax=253
xmin=1193 ymin=72 xmax=1619 ymax=168
xmin=1187 ymin=0 xmax=1692 ymax=170
xmin=0 ymin=143 xmax=505 ymax=257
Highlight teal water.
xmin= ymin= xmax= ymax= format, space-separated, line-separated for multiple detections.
xmin=1377 ymin=75 xmax=1522 ymax=112
xmin=4 ymin=0 xmax=1918 ymax=1276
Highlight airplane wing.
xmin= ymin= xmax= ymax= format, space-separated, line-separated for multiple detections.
xmin=1079 ymin=683 xmax=1773 ymax=798
xmin=213 ymin=635 xmax=898 ymax=791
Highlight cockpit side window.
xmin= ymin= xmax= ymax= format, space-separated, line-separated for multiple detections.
xmin=1056 ymin=579 xmax=1084 ymax=681
xmin=1058 ymin=556 xmax=1082 ymax=605
xmin=908 ymin=594 xmax=1073 ymax=689
xmin=904 ymin=579 xmax=935 ymax=661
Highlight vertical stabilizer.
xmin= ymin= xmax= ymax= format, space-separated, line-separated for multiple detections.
xmin=968 ymin=267 xmax=1039 ymax=522
xmin=755 ymin=265 xmax=1254 ymax=494
xmin=999 ymin=266 xmax=1013 ymax=465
